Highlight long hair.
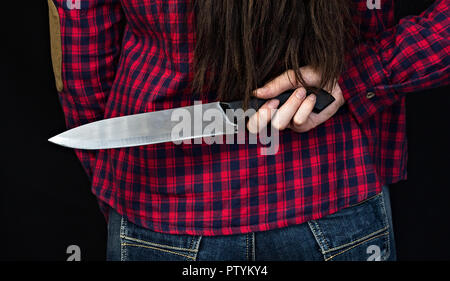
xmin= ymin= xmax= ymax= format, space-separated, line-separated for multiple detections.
xmin=192 ymin=0 xmax=355 ymax=106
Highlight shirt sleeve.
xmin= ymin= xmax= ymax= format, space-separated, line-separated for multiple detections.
xmin=339 ymin=0 xmax=450 ymax=124
xmin=48 ymin=0 xmax=124 ymax=179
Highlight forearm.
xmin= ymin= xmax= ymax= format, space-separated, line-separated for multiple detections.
xmin=340 ymin=0 xmax=450 ymax=124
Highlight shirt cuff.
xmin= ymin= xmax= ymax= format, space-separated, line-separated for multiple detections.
xmin=339 ymin=41 xmax=400 ymax=124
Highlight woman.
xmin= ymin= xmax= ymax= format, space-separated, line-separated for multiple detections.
xmin=48 ymin=0 xmax=449 ymax=261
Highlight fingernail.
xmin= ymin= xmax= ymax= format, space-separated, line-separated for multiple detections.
xmin=295 ymin=89 xmax=306 ymax=99
xmin=257 ymin=87 xmax=268 ymax=96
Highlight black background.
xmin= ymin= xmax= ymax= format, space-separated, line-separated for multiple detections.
xmin=0 ymin=0 xmax=448 ymax=261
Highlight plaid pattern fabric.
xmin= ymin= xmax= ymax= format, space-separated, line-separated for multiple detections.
xmin=51 ymin=0 xmax=450 ymax=236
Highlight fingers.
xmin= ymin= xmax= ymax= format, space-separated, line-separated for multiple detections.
xmin=254 ymin=67 xmax=323 ymax=100
xmin=253 ymin=70 xmax=298 ymax=99
xmin=248 ymin=67 xmax=342 ymax=134
xmin=292 ymin=94 xmax=316 ymax=128
xmin=271 ymin=88 xmax=307 ymax=130
xmin=248 ymin=88 xmax=313 ymax=133
xmin=247 ymin=99 xmax=280 ymax=134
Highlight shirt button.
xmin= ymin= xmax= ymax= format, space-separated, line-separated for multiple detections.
xmin=366 ymin=92 xmax=376 ymax=99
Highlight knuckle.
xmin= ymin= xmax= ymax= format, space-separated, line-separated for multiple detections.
xmin=286 ymin=69 xmax=295 ymax=78
xmin=272 ymin=122 xmax=282 ymax=131
xmin=293 ymin=117 xmax=305 ymax=127
xmin=247 ymin=124 xmax=255 ymax=134
xmin=271 ymin=119 xmax=285 ymax=131
xmin=291 ymin=123 xmax=306 ymax=133
xmin=247 ymin=120 xmax=258 ymax=134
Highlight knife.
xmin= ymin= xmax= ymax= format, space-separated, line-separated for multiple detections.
xmin=48 ymin=88 xmax=334 ymax=150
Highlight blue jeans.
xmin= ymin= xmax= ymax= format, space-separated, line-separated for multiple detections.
xmin=107 ymin=186 xmax=396 ymax=261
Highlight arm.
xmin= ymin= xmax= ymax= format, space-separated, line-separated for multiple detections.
xmin=340 ymin=0 xmax=450 ymax=124
xmin=48 ymin=0 xmax=124 ymax=179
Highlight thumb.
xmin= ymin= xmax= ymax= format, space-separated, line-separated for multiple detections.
xmin=254 ymin=70 xmax=298 ymax=99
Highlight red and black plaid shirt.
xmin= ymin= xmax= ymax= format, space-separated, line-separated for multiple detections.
xmin=51 ymin=0 xmax=450 ymax=235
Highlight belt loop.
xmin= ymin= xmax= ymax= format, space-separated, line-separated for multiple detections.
xmin=251 ymin=232 xmax=256 ymax=261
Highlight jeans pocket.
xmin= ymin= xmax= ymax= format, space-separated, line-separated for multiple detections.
xmin=307 ymin=192 xmax=392 ymax=261
xmin=118 ymin=216 xmax=202 ymax=261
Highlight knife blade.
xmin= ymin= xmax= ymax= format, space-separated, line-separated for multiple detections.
xmin=48 ymin=87 xmax=334 ymax=150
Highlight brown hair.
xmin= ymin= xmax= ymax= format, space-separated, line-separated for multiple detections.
xmin=192 ymin=0 xmax=355 ymax=106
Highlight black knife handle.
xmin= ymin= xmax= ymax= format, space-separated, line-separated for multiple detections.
xmin=221 ymin=87 xmax=335 ymax=114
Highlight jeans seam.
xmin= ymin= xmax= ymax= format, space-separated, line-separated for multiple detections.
xmin=121 ymin=243 xmax=196 ymax=260
xmin=119 ymin=215 xmax=127 ymax=261
xmin=324 ymin=231 xmax=389 ymax=261
xmin=322 ymin=225 xmax=389 ymax=254
xmin=188 ymin=237 xmax=194 ymax=252
xmin=252 ymin=232 xmax=255 ymax=261
xmin=192 ymin=236 xmax=202 ymax=261
xmin=379 ymin=190 xmax=391 ymax=260
xmin=307 ymin=220 xmax=331 ymax=252
xmin=120 ymin=235 xmax=199 ymax=253
xmin=246 ymin=233 xmax=249 ymax=261
xmin=347 ymin=192 xmax=383 ymax=209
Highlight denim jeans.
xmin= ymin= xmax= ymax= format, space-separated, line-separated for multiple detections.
xmin=107 ymin=186 xmax=396 ymax=261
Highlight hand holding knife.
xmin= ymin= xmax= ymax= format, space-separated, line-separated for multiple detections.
xmin=49 ymin=88 xmax=335 ymax=150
